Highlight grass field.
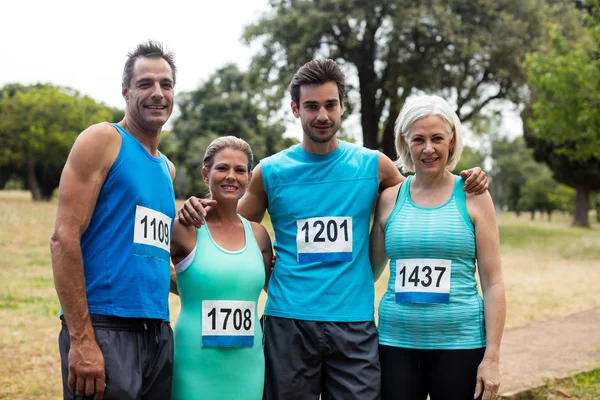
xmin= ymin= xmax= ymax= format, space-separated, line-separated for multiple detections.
xmin=1 ymin=191 xmax=599 ymax=399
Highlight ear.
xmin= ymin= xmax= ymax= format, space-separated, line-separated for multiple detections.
xmin=122 ymin=83 xmax=129 ymax=101
xmin=340 ymin=99 xmax=345 ymax=116
xmin=201 ymin=167 xmax=209 ymax=184
xmin=247 ymin=170 xmax=253 ymax=184
xmin=291 ymin=100 xmax=300 ymax=118
xmin=449 ymin=136 xmax=456 ymax=155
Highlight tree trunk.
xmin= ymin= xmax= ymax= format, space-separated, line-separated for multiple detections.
xmin=547 ymin=211 xmax=552 ymax=223
xmin=596 ymin=198 xmax=600 ymax=223
xmin=26 ymin=157 xmax=41 ymax=201
xmin=572 ymin=185 xmax=591 ymax=227
xmin=530 ymin=210 xmax=535 ymax=221
xmin=357 ymin=65 xmax=380 ymax=150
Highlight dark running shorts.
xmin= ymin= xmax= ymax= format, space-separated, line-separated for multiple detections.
xmin=262 ymin=315 xmax=380 ymax=400
xmin=59 ymin=314 xmax=173 ymax=400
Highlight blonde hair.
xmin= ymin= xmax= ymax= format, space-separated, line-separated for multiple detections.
xmin=203 ymin=136 xmax=254 ymax=172
xmin=394 ymin=95 xmax=464 ymax=173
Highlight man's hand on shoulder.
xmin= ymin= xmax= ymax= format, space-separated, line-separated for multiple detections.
xmin=460 ymin=167 xmax=488 ymax=195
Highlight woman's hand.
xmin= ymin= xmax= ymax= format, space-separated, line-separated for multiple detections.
xmin=474 ymin=357 xmax=500 ymax=400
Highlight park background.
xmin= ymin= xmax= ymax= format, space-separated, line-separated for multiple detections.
xmin=1 ymin=0 xmax=599 ymax=398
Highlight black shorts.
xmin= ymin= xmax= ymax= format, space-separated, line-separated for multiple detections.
xmin=59 ymin=315 xmax=173 ymax=400
xmin=379 ymin=344 xmax=486 ymax=400
xmin=262 ymin=315 xmax=380 ymax=400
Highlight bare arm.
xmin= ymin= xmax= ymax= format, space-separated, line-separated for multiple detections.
xmin=370 ymin=184 xmax=400 ymax=281
xmin=250 ymin=221 xmax=274 ymax=291
xmin=378 ymin=153 xmax=404 ymax=192
xmin=169 ymin=219 xmax=197 ymax=296
xmin=467 ymin=191 xmax=505 ymax=400
xmin=49 ymin=123 xmax=121 ymax=400
xmin=238 ymin=164 xmax=269 ymax=223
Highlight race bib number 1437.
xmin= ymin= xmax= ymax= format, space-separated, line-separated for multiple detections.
xmin=395 ymin=258 xmax=451 ymax=304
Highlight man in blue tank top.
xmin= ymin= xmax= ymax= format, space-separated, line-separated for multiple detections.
xmin=180 ymin=60 xmax=489 ymax=399
xmin=51 ymin=41 xmax=178 ymax=400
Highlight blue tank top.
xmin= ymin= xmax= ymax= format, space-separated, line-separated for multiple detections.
xmin=378 ymin=175 xmax=486 ymax=349
xmin=261 ymin=141 xmax=379 ymax=321
xmin=80 ymin=123 xmax=176 ymax=320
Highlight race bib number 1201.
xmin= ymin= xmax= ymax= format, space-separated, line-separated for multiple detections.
xmin=133 ymin=206 xmax=172 ymax=253
xmin=395 ymin=259 xmax=451 ymax=304
xmin=296 ymin=217 xmax=353 ymax=263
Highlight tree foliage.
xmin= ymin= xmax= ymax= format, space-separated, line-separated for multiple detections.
xmin=523 ymin=0 xmax=600 ymax=226
xmin=165 ymin=64 xmax=296 ymax=198
xmin=0 ymin=84 xmax=120 ymax=200
xmin=244 ymin=0 xmax=565 ymax=157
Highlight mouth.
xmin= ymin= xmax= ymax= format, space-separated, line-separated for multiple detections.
xmin=421 ymin=157 xmax=439 ymax=165
xmin=145 ymin=105 xmax=167 ymax=111
xmin=221 ymin=185 xmax=238 ymax=191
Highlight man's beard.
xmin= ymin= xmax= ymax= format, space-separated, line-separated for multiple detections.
xmin=304 ymin=125 xmax=339 ymax=143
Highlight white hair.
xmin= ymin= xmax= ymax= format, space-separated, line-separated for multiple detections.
xmin=393 ymin=95 xmax=464 ymax=173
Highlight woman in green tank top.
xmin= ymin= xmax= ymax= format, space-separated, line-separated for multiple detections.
xmin=169 ymin=137 xmax=273 ymax=400
xmin=370 ymin=96 xmax=506 ymax=400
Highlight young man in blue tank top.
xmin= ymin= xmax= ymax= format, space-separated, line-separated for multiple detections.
xmin=180 ymin=60 xmax=489 ymax=399
xmin=51 ymin=41 xmax=178 ymax=400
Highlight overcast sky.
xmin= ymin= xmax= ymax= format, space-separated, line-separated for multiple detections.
xmin=1 ymin=0 xmax=521 ymax=145
xmin=1 ymin=0 xmax=269 ymax=108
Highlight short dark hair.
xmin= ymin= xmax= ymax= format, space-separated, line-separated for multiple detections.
xmin=122 ymin=40 xmax=176 ymax=87
xmin=289 ymin=59 xmax=346 ymax=105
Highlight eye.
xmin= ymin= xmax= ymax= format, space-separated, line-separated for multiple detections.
xmin=326 ymin=103 xmax=336 ymax=109
xmin=162 ymin=83 xmax=173 ymax=89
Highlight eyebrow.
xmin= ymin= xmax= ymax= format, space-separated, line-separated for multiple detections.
xmin=302 ymin=99 xmax=339 ymax=105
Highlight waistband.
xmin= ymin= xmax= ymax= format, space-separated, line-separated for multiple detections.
xmin=61 ymin=314 xmax=168 ymax=331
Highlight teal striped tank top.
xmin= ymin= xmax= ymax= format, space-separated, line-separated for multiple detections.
xmin=377 ymin=175 xmax=486 ymax=349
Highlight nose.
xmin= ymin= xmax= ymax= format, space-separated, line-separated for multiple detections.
xmin=316 ymin=106 xmax=329 ymax=122
xmin=423 ymin=140 xmax=434 ymax=153
xmin=151 ymin=82 xmax=164 ymax=99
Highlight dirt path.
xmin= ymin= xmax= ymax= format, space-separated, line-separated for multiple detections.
xmin=499 ymin=307 xmax=600 ymax=396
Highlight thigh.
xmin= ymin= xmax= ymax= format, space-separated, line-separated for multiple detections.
xmin=59 ymin=325 xmax=143 ymax=400
xmin=379 ymin=345 xmax=427 ymax=400
xmin=142 ymin=323 xmax=174 ymax=400
xmin=428 ymin=348 xmax=486 ymax=400
xmin=321 ymin=321 xmax=380 ymax=400
xmin=263 ymin=316 xmax=322 ymax=400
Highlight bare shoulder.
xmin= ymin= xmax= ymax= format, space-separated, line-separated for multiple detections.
xmin=164 ymin=156 xmax=176 ymax=182
xmin=466 ymin=190 xmax=496 ymax=222
xmin=378 ymin=152 xmax=404 ymax=190
xmin=374 ymin=182 xmax=402 ymax=227
xmin=70 ymin=122 xmax=121 ymax=170
xmin=249 ymin=221 xmax=270 ymax=241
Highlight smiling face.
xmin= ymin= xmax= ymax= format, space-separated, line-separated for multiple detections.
xmin=291 ymin=81 xmax=344 ymax=145
xmin=202 ymin=148 xmax=251 ymax=202
xmin=122 ymin=56 xmax=174 ymax=130
xmin=405 ymin=115 xmax=455 ymax=175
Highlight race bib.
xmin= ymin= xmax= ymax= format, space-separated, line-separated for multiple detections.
xmin=201 ymin=300 xmax=255 ymax=347
xmin=395 ymin=259 xmax=451 ymax=304
xmin=296 ymin=217 xmax=353 ymax=263
xmin=133 ymin=206 xmax=171 ymax=252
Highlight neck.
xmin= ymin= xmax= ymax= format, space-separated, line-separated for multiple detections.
xmin=205 ymin=200 xmax=240 ymax=224
xmin=301 ymin=136 xmax=339 ymax=155
xmin=412 ymin=169 xmax=453 ymax=190
xmin=119 ymin=117 xmax=161 ymax=156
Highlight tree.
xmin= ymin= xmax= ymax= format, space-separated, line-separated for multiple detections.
xmin=523 ymin=0 xmax=600 ymax=226
xmin=0 ymin=84 xmax=119 ymax=200
xmin=166 ymin=65 xmax=296 ymax=198
xmin=518 ymin=168 xmax=575 ymax=221
xmin=244 ymin=0 xmax=572 ymax=157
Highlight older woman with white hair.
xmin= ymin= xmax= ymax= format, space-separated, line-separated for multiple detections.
xmin=370 ymin=95 xmax=506 ymax=400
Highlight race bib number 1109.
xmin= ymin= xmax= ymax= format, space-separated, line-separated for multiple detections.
xmin=133 ymin=206 xmax=172 ymax=253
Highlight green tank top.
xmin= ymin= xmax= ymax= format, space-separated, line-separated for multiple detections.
xmin=172 ymin=216 xmax=265 ymax=400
